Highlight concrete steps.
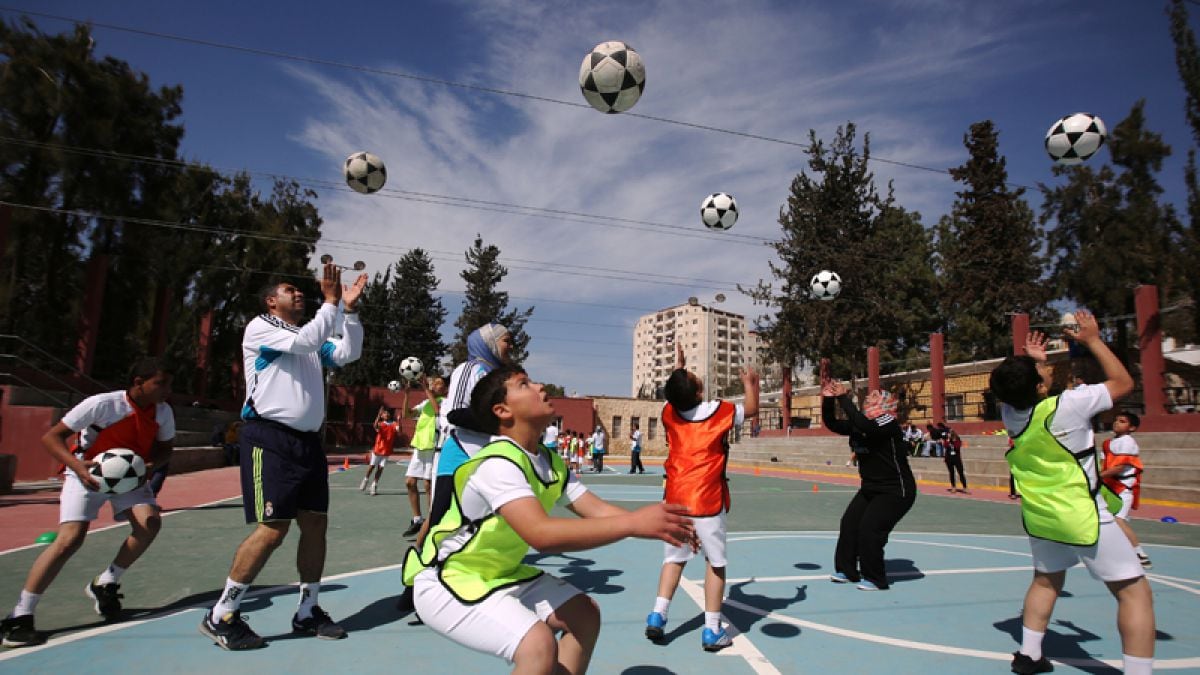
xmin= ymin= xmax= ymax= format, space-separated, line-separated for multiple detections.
xmin=730 ymin=433 xmax=1200 ymax=505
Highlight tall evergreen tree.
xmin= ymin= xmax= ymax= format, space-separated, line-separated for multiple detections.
xmin=451 ymin=236 xmax=533 ymax=365
xmin=747 ymin=124 xmax=937 ymax=379
xmin=1040 ymin=101 xmax=1182 ymax=352
xmin=936 ymin=121 xmax=1048 ymax=362
xmin=1169 ymin=0 xmax=1200 ymax=341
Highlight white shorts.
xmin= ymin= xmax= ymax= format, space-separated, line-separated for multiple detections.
xmin=1029 ymin=520 xmax=1144 ymax=582
xmin=1115 ymin=491 xmax=1135 ymax=520
xmin=663 ymin=512 xmax=727 ymax=567
xmin=59 ymin=470 xmax=157 ymax=523
xmin=368 ymin=453 xmax=391 ymax=468
xmin=413 ymin=570 xmax=582 ymax=663
xmin=405 ymin=449 xmax=435 ymax=480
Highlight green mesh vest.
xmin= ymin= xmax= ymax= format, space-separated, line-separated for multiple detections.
xmin=402 ymin=439 xmax=567 ymax=602
xmin=1007 ymin=396 xmax=1120 ymax=546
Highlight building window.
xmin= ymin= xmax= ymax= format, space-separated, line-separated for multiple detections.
xmin=648 ymin=417 xmax=658 ymax=440
xmin=612 ymin=416 xmax=622 ymax=438
xmin=945 ymin=394 xmax=964 ymax=421
xmin=631 ymin=416 xmax=640 ymax=437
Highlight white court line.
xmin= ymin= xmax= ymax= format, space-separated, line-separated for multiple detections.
xmin=0 ymin=563 xmax=404 ymax=662
xmin=725 ymin=565 xmax=1031 ymax=585
xmin=678 ymin=576 xmax=780 ymax=675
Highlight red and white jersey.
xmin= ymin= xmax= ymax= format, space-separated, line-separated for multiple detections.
xmin=61 ymin=390 xmax=176 ymax=461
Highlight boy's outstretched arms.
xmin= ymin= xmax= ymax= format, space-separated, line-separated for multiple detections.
xmin=741 ymin=367 xmax=760 ymax=418
xmin=1062 ymin=310 xmax=1133 ymax=402
xmin=500 ymin=496 xmax=696 ymax=555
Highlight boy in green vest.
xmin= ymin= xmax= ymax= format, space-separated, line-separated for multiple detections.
xmin=402 ymin=366 xmax=696 ymax=673
xmin=989 ymin=310 xmax=1154 ymax=675
xmin=403 ymin=375 xmax=446 ymax=536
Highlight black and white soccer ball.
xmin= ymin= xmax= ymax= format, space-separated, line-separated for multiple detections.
xmin=387 ymin=380 xmax=402 ymax=393
xmin=810 ymin=270 xmax=842 ymax=302
xmin=344 ymin=151 xmax=387 ymax=194
xmin=578 ymin=41 xmax=646 ymax=114
xmin=88 ymin=448 xmax=146 ymax=495
xmin=399 ymin=356 xmax=424 ymax=382
xmin=700 ymin=192 xmax=739 ymax=231
xmin=1044 ymin=113 xmax=1107 ymax=165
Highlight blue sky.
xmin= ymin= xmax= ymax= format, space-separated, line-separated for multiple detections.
xmin=7 ymin=1 xmax=1196 ymax=396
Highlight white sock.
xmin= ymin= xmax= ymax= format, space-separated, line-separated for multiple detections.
xmin=11 ymin=590 xmax=40 ymax=618
xmin=297 ymin=582 xmax=319 ymax=619
xmin=1134 ymin=546 xmax=1146 ymax=556
xmin=97 ymin=563 xmax=126 ymax=585
xmin=1123 ymin=654 xmax=1153 ymax=675
xmin=704 ymin=611 xmax=722 ymax=632
xmin=211 ymin=578 xmax=249 ymax=619
xmin=652 ymin=596 xmax=670 ymax=617
xmin=1020 ymin=626 xmax=1045 ymax=661
xmin=412 ymin=516 xmax=423 ymax=523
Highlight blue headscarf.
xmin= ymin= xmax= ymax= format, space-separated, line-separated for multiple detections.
xmin=466 ymin=323 xmax=509 ymax=372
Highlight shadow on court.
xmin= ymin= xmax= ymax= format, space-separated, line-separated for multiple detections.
xmin=726 ymin=580 xmax=807 ymax=639
xmin=994 ymin=616 xmax=1120 ymax=674
xmin=526 ymin=552 xmax=627 ymax=595
xmin=886 ymin=558 xmax=924 ymax=584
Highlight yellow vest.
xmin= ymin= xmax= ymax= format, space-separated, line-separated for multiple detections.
xmin=402 ymin=440 xmax=567 ymax=602
xmin=1007 ymin=396 xmax=1119 ymax=546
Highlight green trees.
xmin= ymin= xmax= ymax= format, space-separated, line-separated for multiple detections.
xmin=450 ymin=236 xmax=533 ymax=365
xmin=1169 ymin=0 xmax=1200 ymax=341
xmin=937 ymin=121 xmax=1048 ymax=362
xmin=749 ymin=124 xmax=936 ymax=379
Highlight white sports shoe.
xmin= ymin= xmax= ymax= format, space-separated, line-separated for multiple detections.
xmin=369 ymin=482 xmax=378 ymax=496
xmin=359 ymin=478 xmax=368 ymax=492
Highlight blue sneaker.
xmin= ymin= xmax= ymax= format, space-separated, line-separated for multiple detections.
xmin=856 ymin=579 xmax=883 ymax=591
xmin=701 ymin=626 xmax=732 ymax=652
xmin=645 ymin=612 xmax=666 ymax=641
xmin=830 ymin=572 xmax=851 ymax=584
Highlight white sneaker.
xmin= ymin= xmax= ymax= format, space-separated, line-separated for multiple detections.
xmin=369 ymin=482 xmax=378 ymax=496
xmin=359 ymin=478 xmax=368 ymax=492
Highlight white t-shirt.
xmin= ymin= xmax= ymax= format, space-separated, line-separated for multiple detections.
xmin=241 ymin=304 xmax=363 ymax=432
xmin=678 ymin=401 xmax=746 ymax=426
xmin=591 ymin=430 xmax=606 ymax=452
xmin=439 ymin=361 xmax=488 ymax=442
xmin=542 ymin=424 xmax=559 ymax=446
xmin=630 ymin=429 xmax=642 ymax=449
xmin=435 ymin=438 xmax=588 ymax=561
xmin=1107 ymin=435 xmax=1141 ymax=488
xmin=62 ymin=391 xmax=176 ymax=458
xmin=1001 ymin=383 xmax=1114 ymax=523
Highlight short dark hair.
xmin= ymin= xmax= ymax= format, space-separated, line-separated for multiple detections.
xmin=989 ymin=355 xmax=1041 ymax=410
xmin=259 ymin=280 xmax=285 ymax=311
xmin=664 ymin=368 xmax=700 ymax=411
xmin=128 ymin=357 xmax=168 ymax=383
xmin=468 ymin=366 xmax=528 ymax=434
xmin=1116 ymin=410 xmax=1140 ymax=429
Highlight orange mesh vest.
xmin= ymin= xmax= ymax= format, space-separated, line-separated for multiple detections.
xmin=663 ymin=401 xmax=735 ymax=517
xmin=77 ymin=396 xmax=160 ymax=461
xmin=1101 ymin=438 xmax=1143 ymax=509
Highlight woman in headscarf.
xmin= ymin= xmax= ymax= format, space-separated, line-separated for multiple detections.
xmin=397 ymin=323 xmax=512 ymax=612
xmin=821 ymin=370 xmax=916 ymax=591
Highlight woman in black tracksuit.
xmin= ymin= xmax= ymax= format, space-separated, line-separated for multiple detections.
xmin=822 ymin=379 xmax=917 ymax=591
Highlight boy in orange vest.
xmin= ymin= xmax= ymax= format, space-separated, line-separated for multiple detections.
xmin=645 ymin=344 xmax=758 ymax=652
xmin=1102 ymin=411 xmax=1151 ymax=569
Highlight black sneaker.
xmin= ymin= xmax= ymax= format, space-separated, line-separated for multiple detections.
xmin=199 ymin=610 xmax=265 ymax=651
xmin=292 ymin=606 xmax=346 ymax=639
xmin=1 ymin=615 xmax=46 ymax=648
xmin=402 ymin=518 xmax=423 ymax=538
xmin=1011 ymin=651 xmax=1053 ymax=674
xmin=395 ymin=586 xmax=415 ymax=613
xmin=85 ymin=579 xmax=123 ymax=621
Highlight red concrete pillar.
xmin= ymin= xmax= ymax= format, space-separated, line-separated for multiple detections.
xmin=148 ymin=284 xmax=172 ymax=357
xmin=1135 ymin=285 xmax=1166 ymax=416
xmin=195 ymin=310 xmax=214 ymax=398
xmin=781 ymin=366 xmax=792 ymax=431
xmin=74 ymin=253 xmax=110 ymax=376
xmin=930 ymin=333 xmax=945 ymax=425
xmin=867 ymin=347 xmax=880 ymax=392
xmin=1011 ymin=313 xmax=1029 ymax=356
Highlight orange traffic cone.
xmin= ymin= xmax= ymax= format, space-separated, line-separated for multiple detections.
xmin=812 ymin=483 xmax=820 ymax=493
xmin=754 ymin=466 xmax=761 ymax=476
xmin=343 ymin=457 xmax=351 ymax=471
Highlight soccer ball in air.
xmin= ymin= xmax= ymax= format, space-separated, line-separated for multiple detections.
xmin=88 ymin=448 xmax=146 ymax=495
xmin=579 ymin=41 xmax=646 ymax=114
xmin=399 ymin=356 xmax=424 ymax=382
xmin=387 ymin=380 xmax=402 ymax=393
xmin=810 ymin=270 xmax=842 ymax=301
xmin=701 ymin=192 xmax=738 ymax=231
xmin=344 ymin=151 xmax=387 ymax=194
xmin=1044 ymin=113 xmax=1107 ymax=165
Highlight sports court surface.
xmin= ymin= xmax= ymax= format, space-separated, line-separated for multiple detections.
xmin=1 ymin=460 xmax=1197 ymax=673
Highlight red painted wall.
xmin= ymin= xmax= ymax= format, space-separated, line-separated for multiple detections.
xmin=0 ymin=404 xmax=63 ymax=481
xmin=548 ymin=397 xmax=596 ymax=437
